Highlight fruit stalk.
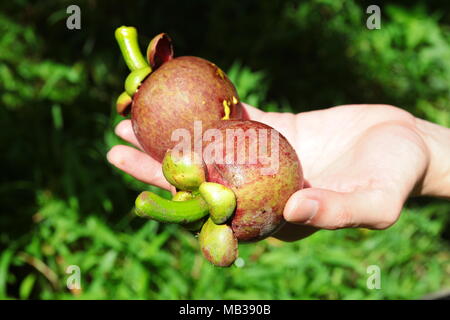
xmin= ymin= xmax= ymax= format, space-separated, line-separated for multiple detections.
xmin=125 ymin=67 xmax=152 ymax=96
xmin=115 ymin=26 xmax=149 ymax=72
xmin=172 ymin=191 xmax=206 ymax=231
xmin=135 ymin=191 xmax=209 ymax=223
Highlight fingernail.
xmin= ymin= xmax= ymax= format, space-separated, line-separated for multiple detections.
xmin=291 ymin=198 xmax=319 ymax=224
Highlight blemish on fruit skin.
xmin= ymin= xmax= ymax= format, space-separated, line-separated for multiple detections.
xmin=232 ymin=96 xmax=239 ymax=105
xmin=222 ymin=100 xmax=231 ymax=120
xmin=216 ymin=68 xmax=225 ymax=80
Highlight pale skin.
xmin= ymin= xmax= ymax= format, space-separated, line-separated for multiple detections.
xmin=107 ymin=103 xmax=450 ymax=241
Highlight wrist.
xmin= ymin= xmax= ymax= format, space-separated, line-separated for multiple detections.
xmin=415 ymin=117 xmax=450 ymax=199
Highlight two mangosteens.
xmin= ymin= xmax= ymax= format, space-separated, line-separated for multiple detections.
xmin=115 ymin=26 xmax=303 ymax=267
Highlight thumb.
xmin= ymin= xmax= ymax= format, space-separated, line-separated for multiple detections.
xmin=283 ymin=187 xmax=401 ymax=230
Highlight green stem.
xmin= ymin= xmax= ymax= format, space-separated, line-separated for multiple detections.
xmin=125 ymin=67 xmax=151 ymax=96
xmin=115 ymin=26 xmax=149 ymax=72
xmin=172 ymin=191 xmax=206 ymax=231
xmin=135 ymin=191 xmax=209 ymax=224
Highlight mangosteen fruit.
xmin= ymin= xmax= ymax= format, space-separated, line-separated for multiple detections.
xmin=115 ymin=26 xmax=242 ymax=162
xmin=135 ymin=120 xmax=304 ymax=266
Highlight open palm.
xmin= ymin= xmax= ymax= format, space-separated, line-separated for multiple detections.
xmin=107 ymin=103 xmax=429 ymax=241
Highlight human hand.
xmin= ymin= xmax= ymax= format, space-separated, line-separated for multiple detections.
xmin=107 ymin=103 xmax=450 ymax=242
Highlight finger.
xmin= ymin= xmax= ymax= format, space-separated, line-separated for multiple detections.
xmin=283 ymin=188 xmax=402 ymax=230
xmin=107 ymin=145 xmax=172 ymax=190
xmin=115 ymin=120 xmax=144 ymax=151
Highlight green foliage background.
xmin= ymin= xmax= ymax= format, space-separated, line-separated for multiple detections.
xmin=0 ymin=0 xmax=449 ymax=299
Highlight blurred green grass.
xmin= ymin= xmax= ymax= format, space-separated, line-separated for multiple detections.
xmin=0 ymin=0 xmax=449 ymax=299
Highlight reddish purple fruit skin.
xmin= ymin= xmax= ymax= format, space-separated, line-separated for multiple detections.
xmin=132 ymin=56 xmax=242 ymax=162
xmin=205 ymin=120 xmax=304 ymax=242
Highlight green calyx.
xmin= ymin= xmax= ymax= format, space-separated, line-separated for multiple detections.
xmin=133 ymin=154 xmax=238 ymax=269
xmin=115 ymin=26 xmax=149 ymax=72
xmin=199 ymin=218 xmax=238 ymax=267
xmin=172 ymin=191 xmax=205 ymax=231
xmin=199 ymin=182 xmax=236 ymax=224
xmin=116 ymin=91 xmax=132 ymax=116
xmin=125 ymin=67 xmax=151 ymax=96
xmin=138 ymin=152 xmax=236 ymax=226
xmin=172 ymin=191 xmax=194 ymax=202
xmin=162 ymin=150 xmax=206 ymax=191
xmin=135 ymin=191 xmax=209 ymax=224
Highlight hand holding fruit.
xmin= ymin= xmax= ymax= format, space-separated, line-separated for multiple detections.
xmin=109 ymin=103 xmax=450 ymax=241
xmin=108 ymin=26 xmax=450 ymax=264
